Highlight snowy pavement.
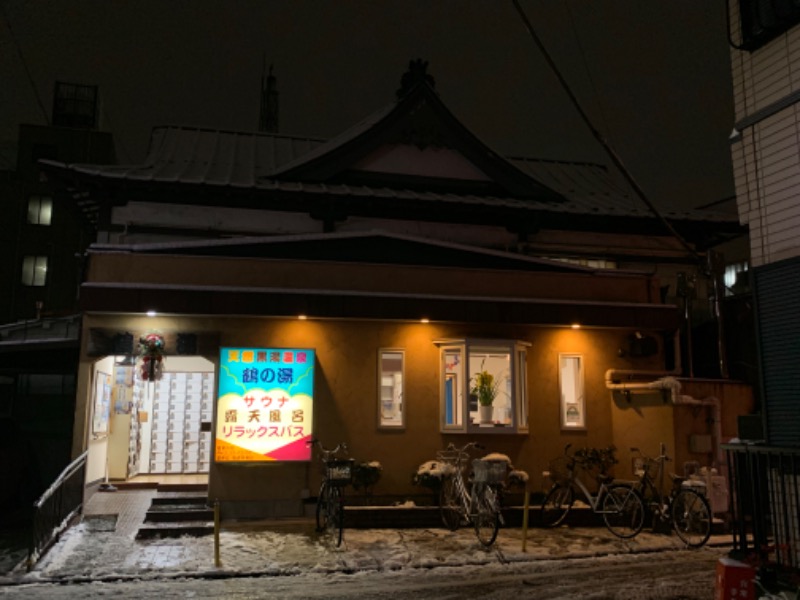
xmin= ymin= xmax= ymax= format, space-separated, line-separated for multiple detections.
xmin=1 ymin=515 xmax=733 ymax=587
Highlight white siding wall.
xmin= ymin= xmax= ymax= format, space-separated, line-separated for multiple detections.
xmin=729 ymin=6 xmax=800 ymax=267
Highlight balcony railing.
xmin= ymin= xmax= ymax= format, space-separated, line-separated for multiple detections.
xmin=27 ymin=451 xmax=88 ymax=571
xmin=724 ymin=443 xmax=800 ymax=584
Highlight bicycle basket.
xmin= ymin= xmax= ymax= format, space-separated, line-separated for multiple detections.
xmin=326 ymin=459 xmax=354 ymax=485
xmin=544 ymin=456 xmax=571 ymax=484
xmin=472 ymin=459 xmax=507 ymax=484
xmin=633 ymin=457 xmax=660 ymax=478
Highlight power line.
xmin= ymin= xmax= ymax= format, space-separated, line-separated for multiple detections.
xmin=512 ymin=0 xmax=701 ymax=262
xmin=1 ymin=2 xmax=50 ymax=126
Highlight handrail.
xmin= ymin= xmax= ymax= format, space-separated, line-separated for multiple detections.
xmin=34 ymin=451 xmax=88 ymax=509
xmin=27 ymin=451 xmax=88 ymax=571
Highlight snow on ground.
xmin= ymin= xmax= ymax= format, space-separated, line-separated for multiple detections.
xmin=3 ymin=516 xmax=732 ymax=585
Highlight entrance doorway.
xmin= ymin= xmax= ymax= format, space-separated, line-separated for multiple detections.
xmin=91 ymin=355 xmax=214 ymax=483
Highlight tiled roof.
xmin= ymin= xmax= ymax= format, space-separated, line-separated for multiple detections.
xmin=43 ymin=125 xmax=736 ymax=224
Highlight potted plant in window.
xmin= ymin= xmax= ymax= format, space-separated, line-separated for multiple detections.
xmin=472 ymin=369 xmax=498 ymax=424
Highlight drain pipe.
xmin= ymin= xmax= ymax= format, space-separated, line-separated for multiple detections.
xmin=604 ymin=371 xmax=682 ymax=403
xmin=605 ymin=329 xmax=683 ymax=395
xmin=605 ymin=372 xmax=725 ymax=472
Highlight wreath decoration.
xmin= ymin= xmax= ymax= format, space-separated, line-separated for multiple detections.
xmin=138 ymin=332 xmax=165 ymax=381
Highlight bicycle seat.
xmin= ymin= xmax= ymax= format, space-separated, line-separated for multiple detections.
xmin=597 ymin=473 xmax=614 ymax=485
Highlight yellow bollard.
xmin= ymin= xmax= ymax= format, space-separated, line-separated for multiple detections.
xmin=521 ymin=488 xmax=530 ymax=552
xmin=214 ymin=498 xmax=221 ymax=567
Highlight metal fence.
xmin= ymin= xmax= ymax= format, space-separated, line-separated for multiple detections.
xmin=27 ymin=451 xmax=88 ymax=571
xmin=724 ymin=443 xmax=800 ymax=583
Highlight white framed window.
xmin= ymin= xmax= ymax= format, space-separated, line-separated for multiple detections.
xmin=27 ymin=195 xmax=53 ymax=225
xmin=21 ymin=255 xmax=48 ymax=286
xmin=378 ymin=349 xmax=404 ymax=429
xmin=559 ymin=353 xmax=585 ymax=430
xmin=436 ymin=338 xmax=529 ymax=434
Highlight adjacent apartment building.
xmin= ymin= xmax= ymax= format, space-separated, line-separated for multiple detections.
xmin=725 ymin=0 xmax=800 ymax=583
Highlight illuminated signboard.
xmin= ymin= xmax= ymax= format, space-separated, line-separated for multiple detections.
xmin=215 ymin=347 xmax=314 ymax=462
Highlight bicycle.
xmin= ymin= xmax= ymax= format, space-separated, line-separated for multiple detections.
xmin=541 ymin=444 xmax=645 ymax=538
xmin=307 ymin=438 xmax=353 ymax=547
xmin=437 ymin=442 xmax=506 ymax=547
xmin=631 ymin=443 xmax=712 ymax=548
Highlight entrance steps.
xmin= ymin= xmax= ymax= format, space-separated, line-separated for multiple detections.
xmin=135 ymin=485 xmax=214 ymax=540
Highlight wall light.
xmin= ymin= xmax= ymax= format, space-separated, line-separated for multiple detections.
xmin=570 ymin=323 xmax=581 ymax=329
xmin=298 ymin=314 xmax=308 ymax=320
xmin=420 ymin=318 xmax=430 ymax=324
xmin=146 ymin=310 xmax=157 ymax=317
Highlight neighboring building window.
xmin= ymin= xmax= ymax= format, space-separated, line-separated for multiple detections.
xmin=21 ymin=255 xmax=48 ymax=286
xmin=378 ymin=349 xmax=404 ymax=429
xmin=725 ymin=261 xmax=750 ymax=295
xmin=437 ymin=338 xmax=529 ymax=434
xmin=545 ymin=257 xmax=617 ymax=269
xmin=27 ymin=195 xmax=53 ymax=225
xmin=559 ymin=354 xmax=585 ymax=430
xmin=52 ymin=81 xmax=98 ymax=128
xmin=736 ymin=0 xmax=800 ymax=51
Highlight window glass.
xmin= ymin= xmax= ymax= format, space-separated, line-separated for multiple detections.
xmin=516 ymin=348 xmax=528 ymax=431
xmin=724 ymin=261 xmax=749 ymax=295
xmin=468 ymin=347 xmax=511 ymax=427
xmin=736 ymin=0 xmax=800 ymax=51
xmin=559 ymin=353 xmax=585 ymax=430
xmin=443 ymin=348 xmax=463 ymax=428
xmin=378 ymin=350 xmax=404 ymax=429
xmin=27 ymin=196 xmax=53 ymax=225
xmin=53 ymin=82 xmax=98 ymax=128
xmin=438 ymin=339 xmax=528 ymax=434
xmin=21 ymin=255 xmax=48 ymax=286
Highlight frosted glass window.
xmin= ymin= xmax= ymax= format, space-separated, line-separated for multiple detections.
xmin=27 ymin=196 xmax=53 ymax=225
xmin=559 ymin=354 xmax=585 ymax=429
xmin=21 ymin=255 xmax=48 ymax=286
xmin=378 ymin=350 xmax=404 ymax=429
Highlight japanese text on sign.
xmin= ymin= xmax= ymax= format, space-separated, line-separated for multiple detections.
xmin=215 ymin=347 xmax=315 ymax=462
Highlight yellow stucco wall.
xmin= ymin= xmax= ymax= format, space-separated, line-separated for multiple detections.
xmin=78 ymin=313 xmax=708 ymax=513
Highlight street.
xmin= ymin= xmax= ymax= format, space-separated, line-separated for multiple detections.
xmin=2 ymin=547 xmax=724 ymax=599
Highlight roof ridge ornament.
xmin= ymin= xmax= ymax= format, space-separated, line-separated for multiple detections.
xmin=396 ymin=59 xmax=435 ymax=99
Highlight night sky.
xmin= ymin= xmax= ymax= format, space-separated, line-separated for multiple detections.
xmin=1 ymin=1 xmax=735 ymax=211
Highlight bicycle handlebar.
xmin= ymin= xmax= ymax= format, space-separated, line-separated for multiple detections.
xmin=436 ymin=441 xmax=483 ymax=465
xmin=307 ymin=437 xmax=348 ymax=461
xmin=630 ymin=444 xmax=671 ymax=463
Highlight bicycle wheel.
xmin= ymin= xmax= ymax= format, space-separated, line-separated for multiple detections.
xmin=440 ymin=476 xmax=462 ymax=531
xmin=473 ymin=486 xmax=500 ymax=547
xmin=671 ymin=488 xmax=712 ymax=548
xmin=315 ymin=482 xmax=330 ymax=532
xmin=326 ymin=485 xmax=344 ymax=546
xmin=602 ymin=484 xmax=645 ymax=539
xmin=540 ymin=483 xmax=574 ymax=527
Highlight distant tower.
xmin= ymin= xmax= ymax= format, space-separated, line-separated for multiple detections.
xmin=259 ymin=61 xmax=279 ymax=133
